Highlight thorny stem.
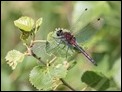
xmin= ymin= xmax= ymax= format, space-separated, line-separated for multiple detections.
xmin=60 ymin=78 xmax=76 ymax=91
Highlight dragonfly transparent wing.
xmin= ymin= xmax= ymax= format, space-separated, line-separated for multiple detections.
xmin=74 ymin=18 xmax=104 ymax=44
xmin=68 ymin=2 xmax=105 ymax=44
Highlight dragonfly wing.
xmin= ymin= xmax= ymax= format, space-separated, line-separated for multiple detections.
xmin=75 ymin=20 xmax=102 ymax=44
xmin=69 ymin=2 xmax=105 ymax=43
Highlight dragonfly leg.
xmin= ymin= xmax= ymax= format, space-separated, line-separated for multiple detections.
xmin=52 ymin=36 xmax=65 ymax=44
xmin=61 ymin=45 xmax=66 ymax=49
xmin=69 ymin=47 xmax=75 ymax=53
xmin=46 ymin=39 xmax=63 ymax=52
xmin=52 ymin=36 xmax=60 ymax=43
xmin=66 ymin=46 xmax=69 ymax=59
xmin=52 ymin=36 xmax=64 ymax=40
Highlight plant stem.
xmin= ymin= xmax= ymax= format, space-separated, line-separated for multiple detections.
xmin=24 ymin=41 xmax=46 ymax=65
xmin=60 ymin=78 xmax=76 ymax=91
xmin=31 ymin=49 xmax=46 ymax=65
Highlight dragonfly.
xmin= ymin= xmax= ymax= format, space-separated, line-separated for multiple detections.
xmin=46 ymin=8 xmax=103 ymax=66
xmin=33 ymin=8 xmax=103 ymax=66
xmin=54 ymin=27 xmax=98 ymax=66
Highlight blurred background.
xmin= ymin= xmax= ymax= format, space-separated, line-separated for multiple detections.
xmin=1 ymin=1 xmax=121 ymax=91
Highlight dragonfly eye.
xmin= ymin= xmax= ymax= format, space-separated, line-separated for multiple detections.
xmin=56 ymin=29 xmax=63 ymax=36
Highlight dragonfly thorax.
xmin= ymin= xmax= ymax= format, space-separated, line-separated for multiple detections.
xmin=55 ymin=28 xmax=77 ymax=46
xmin=55 ymin=28 xmax=70 ymax=37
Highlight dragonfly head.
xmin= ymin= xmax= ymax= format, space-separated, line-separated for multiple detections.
xmin=56 ymin=29 xmax=63 ymax=36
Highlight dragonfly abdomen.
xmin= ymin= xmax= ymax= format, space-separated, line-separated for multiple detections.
xmin=74 ymin=44 xmax=97 ymax=66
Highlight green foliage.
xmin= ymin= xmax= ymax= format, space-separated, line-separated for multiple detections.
xmin=5 ymin=16 xmax=43 ymax=70
xmin=29 ymin=62 xmax=68 ymax=90
xmin=81 ymin=71 xmax=110 ymax=91
xmin=5 ymin=50 xmax=25 ymax=70
xmin=35 ymin=18 xmax=43 ymax=34
xmin=14 ymin=16 xmax=34 ymax=32
xmin=14 ymin=16 xmax=42 ymax=41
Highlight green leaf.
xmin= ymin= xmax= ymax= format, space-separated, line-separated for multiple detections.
xmin=29 ymin=63 xmax=68 ymax=90
xmin=14 ymin=16 xmax=34 ymax=32
xmin=5 ymin=50 xmax=25 ymax=70
xmin=50 ymin=64 xmax=67 ymax=78
xmin=81 ymin=71 xmax=110 ymax=91
xmin=46 ymin=32 xmax=60 ymax=54
xmin=29 ymin=66 xmax=53 ymax=90
xmin=35 ymin=18 xmax=43 ymax=33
